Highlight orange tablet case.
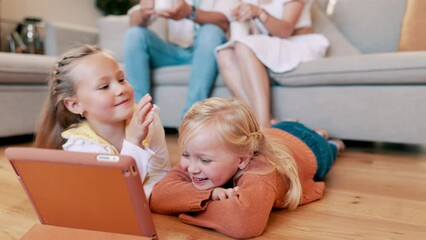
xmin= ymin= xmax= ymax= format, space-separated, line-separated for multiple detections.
xmin=6 ymin=147 xmax=157 ymax=239
xmin=21 ymin=224 xmax=151 ymax=240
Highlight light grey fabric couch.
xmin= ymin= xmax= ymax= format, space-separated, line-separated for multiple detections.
xmin=1 ymin=0 xmax=425 ymax=144
xmin=0 ymin=53 xmax=55 ymax=137
xmin=0 ymin=24 xmax=98 ymax=138
xmin=96 ymin=0 xmax=426 ymax=144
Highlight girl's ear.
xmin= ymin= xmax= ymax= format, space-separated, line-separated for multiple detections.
xmin=238 ymin=153 xmax=252 ymax=170
xmin=63 ymin=97 xmax=83 ymax=115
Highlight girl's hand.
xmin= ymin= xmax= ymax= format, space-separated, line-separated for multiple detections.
xmin=141 ymin=0 xmax=154 ymax=9
xmin=231 ymin=3 xmax=262 ymax=22
xmin=211 ymin=187 xmax=240 ymax=200
xmin=125 ymin=94 xmax=154 ymax=147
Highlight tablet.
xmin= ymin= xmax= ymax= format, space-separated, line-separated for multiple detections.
xmin=5 ymin=147 xmax=157 ymax=239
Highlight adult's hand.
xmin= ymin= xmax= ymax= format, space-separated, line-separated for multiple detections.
xmin=156 ymin=0 xmax=192 ymax=20
xmin=231 ymin=3 xmax=262 ymax=22
xmin=130 ymin=0 xmax=155 ymax=26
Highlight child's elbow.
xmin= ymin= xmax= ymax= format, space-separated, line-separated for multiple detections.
xmin=222 ymin=214 xmax=268 ymax=239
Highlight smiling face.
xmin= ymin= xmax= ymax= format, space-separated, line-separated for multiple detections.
xmin=65 ymin=52 xmax=134 ymax=126
xmin=180 ymin=128 xmax=250 ymax=190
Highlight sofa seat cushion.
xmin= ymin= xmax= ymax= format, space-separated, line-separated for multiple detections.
xmin=152 ymin=51 xmax=426 ymax=88
xmin=270 ymin=51 xmax=426 ymax=86
xmin=152 ymin=65 xmax=224 ymax=87
xmin=0 ymin=53 xmax=56 ymax=84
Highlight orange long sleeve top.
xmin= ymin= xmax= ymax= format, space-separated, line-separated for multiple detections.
xmin=150 ymin=128 xmax=325 ymax=239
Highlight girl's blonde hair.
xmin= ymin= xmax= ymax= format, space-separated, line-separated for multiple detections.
xmin=179 ymin=97 xmax=302 ymax=209
xmin=34 ymin=45 xmax=104 ymax=149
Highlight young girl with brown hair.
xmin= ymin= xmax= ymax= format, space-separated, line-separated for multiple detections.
xmin=34 ymin=45 xmax=170 ymax=196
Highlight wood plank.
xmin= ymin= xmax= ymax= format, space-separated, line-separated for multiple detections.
xmin=1 ymin=138 xmax=426 ymax=240
xmin=265 ymin=209 xmax=426 ymax=240
xmin=326 ymin=151 xmax=426 ymax=201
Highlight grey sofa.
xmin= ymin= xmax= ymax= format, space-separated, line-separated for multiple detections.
xmin=0 ymin=53 xmax=55 ymax=138
xmin=1 ymin=0 xmax=425 ymax=144
xmin=97 ymin=0 xmax=426 ymax=144
xmin=0 ymin=23 xmax=98 ymax=138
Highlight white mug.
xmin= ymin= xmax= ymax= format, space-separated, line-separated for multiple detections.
xmin=230 ymin=21 xmax=250 ymax=40
xmin=155 ymin=0 xmax=174 ymax=11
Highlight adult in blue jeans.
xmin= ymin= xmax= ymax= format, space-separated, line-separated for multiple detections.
xmin=124 ymin=0 xmax=236 ymax=116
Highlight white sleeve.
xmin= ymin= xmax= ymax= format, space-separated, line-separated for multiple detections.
xmin=62 ymin=137 xmax=110 ymax=153
xmin=142 ymin=105 xmax=171 ymax=197
xmin=64 ymin=136 xmax=155 ymax=185
xmin=121 ymin=140 xmax=155 ymax=186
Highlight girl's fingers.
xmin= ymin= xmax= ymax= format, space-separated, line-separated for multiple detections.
xmin=218 ymin=192 xmax=227 ymax=201
xmin=225 ymin=188 xmax=239 ymax=199
xmin=135 ymin=103 xmax=153 ymax=129
xmin=139 ymin=93 xmax=152 ymax=104
xmin=135 ymin=94 xmax=153 ymax=115
xmin=141 ymin=110 xmax=155 ymax=129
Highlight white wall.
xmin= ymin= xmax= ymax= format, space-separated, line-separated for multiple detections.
xmin=0 ymin=0 xmax=103 ymax=51
xmin=1 ymin=0 xmax=102 ymax=27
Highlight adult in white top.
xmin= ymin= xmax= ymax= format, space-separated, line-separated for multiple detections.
xmin=216 ymin=0 xmax=329 ymax=128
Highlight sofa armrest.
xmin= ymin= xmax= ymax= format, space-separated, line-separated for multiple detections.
xmin=44 ymin=22 xmax=99 ymax=56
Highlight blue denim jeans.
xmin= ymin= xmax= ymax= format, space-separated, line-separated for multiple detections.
xmin=272 ymin=121 xmax=338 ymax=181
xmin=123 ymin=24 xmax=227 ymax=116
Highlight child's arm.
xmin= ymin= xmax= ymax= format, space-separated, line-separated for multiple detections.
xmin=139 ymin=105 xmax=171 ymax=197
xmin=179 ymin=173 xmax=281 ymax=239
xmin=150 ymin=166 xmax=284 ymax=239
xmin=121 ymin=104 xmax=171 ymax=197
xmin=150 ymin=166 xmax=213 ymax=214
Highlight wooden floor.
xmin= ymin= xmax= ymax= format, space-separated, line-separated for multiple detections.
xmin=1 ymin=133 xmax=426 ymax=240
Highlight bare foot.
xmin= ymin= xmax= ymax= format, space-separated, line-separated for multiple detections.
xmin=315 ymin=129 xmax=329 ymax=139
xmin=284 ymin=118 xmax=299 ymax=122
xmin=328 ymin=139 xmax=345 ymax=152
xmin=270 ymin=118 xmax=280 ymax=125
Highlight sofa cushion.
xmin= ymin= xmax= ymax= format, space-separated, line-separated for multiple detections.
xmin=326 ymin=0 xmax=406 ymax=53
xmin=152 ymin=65 xmax=224 ymax=87
xmin=152 ymin=51 xmax=426 ymax=88
xmin=398 ymin=0 xmax=426 ymax=51
xmin=311 ymin=1 xmax=360 ymax=58
xmin=98 ymin=16 xmax=129 ymax=62
xmin=270 ymin=51 xmax=426 ymax=86
xmin=0 ymin=53 xmax=56 ymax=84
xmin=45 ymin=22 xmax=99 ymax=56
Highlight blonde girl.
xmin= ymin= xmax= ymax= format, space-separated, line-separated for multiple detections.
xmin=34 ymin=45 xmax=170 ymax=196
xmin=150 ymin=97 xmax=343 ymax=238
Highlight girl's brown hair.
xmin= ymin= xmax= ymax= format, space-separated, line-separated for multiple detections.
xmin=33 ymin=45 xmax=103 ymax=149
xmin=179 ymin=97 xmax=302 ymax=209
